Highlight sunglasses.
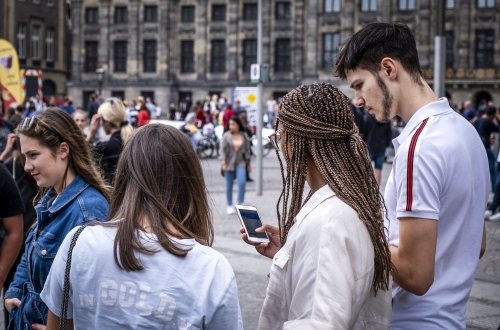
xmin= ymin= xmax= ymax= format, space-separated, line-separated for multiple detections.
xmin=20 ymin=116 xmax=36 ymax=130
xmin=268 ymin=131 xmax=282 ymax=151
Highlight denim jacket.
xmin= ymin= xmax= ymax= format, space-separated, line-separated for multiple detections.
xmin=5 ymin=175 xmax=108 ymax=329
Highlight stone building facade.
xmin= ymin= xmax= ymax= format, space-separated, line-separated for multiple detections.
xmin=1 ymin=0 xmax=69 ymax=99
xmin=69 ymin=0 xmax=500 ymax=110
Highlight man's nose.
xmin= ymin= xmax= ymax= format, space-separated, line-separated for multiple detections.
xmin=354 ymin=96 xmax=365 ymax=108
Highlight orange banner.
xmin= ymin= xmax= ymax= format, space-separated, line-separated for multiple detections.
xmin=0 ymin=39 xmax=23 ymax=112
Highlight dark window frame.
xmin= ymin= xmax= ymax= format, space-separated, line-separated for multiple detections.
xmin=144 ymin=5 xmax=158 ymax=23
xmin=211 ymin=40 xmax=226 ymax=73
xmin=399 ymin=0 xmax=416 ymax=11
xmin=114 ymin=40 xmax=127 ymax=73
xmin=243 ymin=3 xmax=258 ymax=21
xmin=445 ymin=31 xmax=454 ymax=68
xmin=181 ymin=5 xmax=195 ymax=23
xmin=275 ymin=2 xmax=291 ymax=20
xmin=475 ymin=29 xmax=495 ymax=69
xmin=477 ymin=0 xmax=495 ymax=8
xmin=322 ymin=33 xmax=340 ymax=70
xmin=114 ymin=6 xmax=128 ymax=24
xmin=274 ymin=38 xmax=291 ymax=72
xmin=180 ymin=40 xmax=195 ymax=73
xmin=212 ymin=4 xmax=226 ymax=22
xmin=85 ymin=7 xmax=99 ymax=24
xmin=360 ymin=0 xmax=377 ymax=11
xmin=84 ymin=41 xmax=98 ymax=72
xmin=324 ymin=0 xmax=341 ymax=12
xmin=143 ymin=40 xmax=157 ymax=73
xmin=242 ymin=39 xmax=257 ymax=74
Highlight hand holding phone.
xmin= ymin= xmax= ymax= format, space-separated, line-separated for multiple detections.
xmin=235 ymin=205 xmax=269 ymax=244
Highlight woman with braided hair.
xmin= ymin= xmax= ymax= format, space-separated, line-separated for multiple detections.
xmin=241 ymin=83 xmax=392 ymax=329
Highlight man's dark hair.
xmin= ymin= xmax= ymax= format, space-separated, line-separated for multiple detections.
xmin=335 ymin=22 xmax=423 ymax=84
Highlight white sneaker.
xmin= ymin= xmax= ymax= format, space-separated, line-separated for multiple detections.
xmin=485 ymin=210 xmax=493 ymax=219
xmin=489 ymin=212 xmax=500 ymax=221
xmin=226 ymin=206 xmax=235 ymax=215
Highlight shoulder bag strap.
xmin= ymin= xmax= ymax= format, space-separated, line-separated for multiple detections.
xmin=59 ymin=224 xmax=87 ymax=330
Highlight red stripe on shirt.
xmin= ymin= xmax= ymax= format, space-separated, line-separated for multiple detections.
xmin=406 ymin=118 xmax=429 ymax=212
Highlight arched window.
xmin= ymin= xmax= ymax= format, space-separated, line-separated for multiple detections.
xmin=42 ymin=79 xmax=57 ymax=96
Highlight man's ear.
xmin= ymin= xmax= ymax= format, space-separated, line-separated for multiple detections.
xmin=58 ymin=142 xmax=70 ymax=160
xmin=380 ymin=57 xmax=398 ymax=80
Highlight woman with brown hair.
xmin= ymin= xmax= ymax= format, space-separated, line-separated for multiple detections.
xmin=41 ymin=124 xmax=242 ymax=329
xmin=4 ymin=108 xmax=109 ymax=330
xmin=242 ymin=83 xmax=392 ymax=329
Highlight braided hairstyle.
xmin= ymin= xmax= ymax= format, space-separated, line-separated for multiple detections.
xmin=275 ymin=82 xmax=391 ymax=292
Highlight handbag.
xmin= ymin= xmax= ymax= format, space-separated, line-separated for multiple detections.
xmin=59 ymin=224 xmax=87 ymax=330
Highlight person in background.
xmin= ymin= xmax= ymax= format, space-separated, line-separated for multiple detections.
xmin=86 ymin=93 xmax=100 ymax=120
xmin=60 ymin=97 xmax=75 ymax=117
xmin=266 ymin=96 xmax=277 ymax=129
xmin=41 ymin=124 xmax=243 ymax=329
xmin=474 ymin=106 xmax=499 ymax=192
xmin=4 ymin=108 xmax=109 ymax=330
xmin=137 ymin=104 xmax=151 ymax=128
xmin=222 ymin=104 xmax=235 ymax=129
xmin=220 ymin=117 xmax=251 ymax=214
xmin=242 ymin=83 xmax=392 ymax=329
xmin=87 ymin=98 xmax=134 ymax=185
xmin=363 ymin=110 xmax=393 ymax=185
xmin=9 ymin=106 xmax=24 ymax=129
xmin=72 ymin=109 xmax=90 ymax=137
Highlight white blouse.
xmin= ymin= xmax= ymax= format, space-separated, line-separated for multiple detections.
xmin=258 ymin=185 xmax=391 ymax=330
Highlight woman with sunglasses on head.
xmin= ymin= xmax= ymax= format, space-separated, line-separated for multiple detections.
xmin=4 ymin=108 xmax=109 ymax=330
xmin=41 ymin=124 xmax=242 ymax=329
xmin=242 ymin=83 xmax=392 ymax=329
xmin=87 ymin=98 xmax=133 ymax=185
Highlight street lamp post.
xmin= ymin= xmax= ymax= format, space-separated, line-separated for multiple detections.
xmin=96 ymin=67 xmax=105 ymax=96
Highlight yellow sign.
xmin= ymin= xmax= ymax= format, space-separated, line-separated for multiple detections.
xmin=0 ymin=39 xmax=23 ymax=111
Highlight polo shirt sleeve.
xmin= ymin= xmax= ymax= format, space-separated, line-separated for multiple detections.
xmin=394 ymin=135 xmax=443 ymax=220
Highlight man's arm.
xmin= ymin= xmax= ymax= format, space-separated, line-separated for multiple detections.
xmin=390 ymin=217 xmax=437 ymax=296
xmin=0 ymin=214 xmax=23 ymax=288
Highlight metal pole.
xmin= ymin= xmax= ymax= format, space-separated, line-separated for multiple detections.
xmin=256 ymin=0 xmax=263 ymax=196
xmin=433 ymin=0 xmax=446 ymax=97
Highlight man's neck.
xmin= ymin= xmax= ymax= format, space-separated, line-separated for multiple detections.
xmin=398 ymin=79 xmax=439 ymax=123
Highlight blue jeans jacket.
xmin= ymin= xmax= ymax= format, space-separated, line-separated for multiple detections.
xmin=5 ymin=176 xmax=108 ymax=329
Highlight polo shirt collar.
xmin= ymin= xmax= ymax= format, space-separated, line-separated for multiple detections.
xmin=394 ymin=97 xmax=452 ymax=151
xmin=295 ymin=184 xmax=336 ymax=227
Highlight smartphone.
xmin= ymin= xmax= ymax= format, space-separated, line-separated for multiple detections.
xmin=235 ymin=205 xmax=270 ymax=244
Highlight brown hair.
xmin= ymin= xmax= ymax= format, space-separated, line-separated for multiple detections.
xmin=275 ymin=83 xmax=391 ymax=293
xmin=107 ymin=124 xmax=214 ymax=271
xmin=16 ymin=108 xmax=110 ymax=201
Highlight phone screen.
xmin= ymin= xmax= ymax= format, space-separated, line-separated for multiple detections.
xmin=239 ymin=209 xmax=268 ymax=239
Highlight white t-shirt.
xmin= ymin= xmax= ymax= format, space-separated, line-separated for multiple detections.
xmin=384 ymin=98 xmax=489 ymax=329
xmin=258 ymin=185 xmax=391 ymax=330
xmin=41 ymin=225 xmax=243 ymax=330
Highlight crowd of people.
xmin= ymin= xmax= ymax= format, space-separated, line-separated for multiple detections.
xmin=0 ymin=21 xmax=496 ymax=330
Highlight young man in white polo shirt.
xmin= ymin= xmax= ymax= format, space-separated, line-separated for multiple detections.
xmin=335 ymin=22 xmax=489 ymax=329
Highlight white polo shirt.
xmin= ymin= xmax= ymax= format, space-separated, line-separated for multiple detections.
xmin=384 ymin=98 xmax=489 ymax=329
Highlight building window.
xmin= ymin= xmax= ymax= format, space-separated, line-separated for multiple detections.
xmin=399 ymin=0 xmax=416 ymax=10
xmin=477 ymin=0 xmax=495 ymax=8
xmin=17 ymin=23 xmax=27 ymax=59
xmin=275 ymin=38 xmax=291 ymax=72
xmin=45 ymin=28 xmax=55 ymax=63
xmin=361 ymin=0 xmax=377 ymax=11
xmin=143 ymin=40 xmax=157 ymax=72
xmin=212 ymin=4 xmax=226 ymax=21
xmin=322 ymin=33 xmax=340 ymax=70
xmin=243 ymin=3 xmax=258 ymax=21
xmin=211 ymin=40 xmax=226 ymax=73
xmin=47 ymin=0 xmax=54 ymax=6
xmin=242 ymin=39 xmax=257 ymax=74
xmin=446 ymin=0 xmax=455 ymax=8
xmin=324 ymin=0 xmax=341 ymax=12
xmin=445 ymin=31 xmax=454 ymax=68
xmin=84 ymin=41 xmax=98 ymax=72
xmin=144 ymin=5 xmax=158 ymax=22
xmin=180 ymin=40 xmax=194 ymax=73
xmin=114 ymin=6 xmax=128 ymax=24
xmin=111 ymin=90 xmax=125 ymax=100
xmin=275 ymin=2 xmax=291 ymax=20
xmin=114 ymin=41 xmax=127 ymax=73
xmin=85 ymin=7 xmax=98 ymax=24
xmin=475 ymin=29 xmax=494 ymax=68
xmin=31 ymin=24 xmax=41 ymax=60
xmin=181 ymin=5 xmax=195 ymax=23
